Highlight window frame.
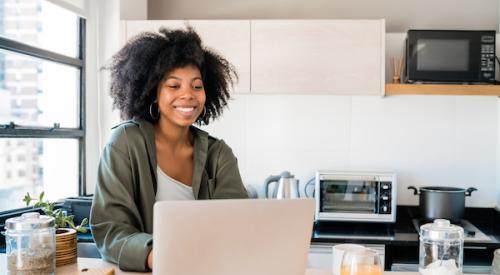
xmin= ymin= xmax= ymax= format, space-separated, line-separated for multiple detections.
xmin=0 ymin=17 xmax=87 ymax=199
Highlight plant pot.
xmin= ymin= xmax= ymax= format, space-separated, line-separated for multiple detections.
xmin=55 ymin=228 xmax=77 ymax=267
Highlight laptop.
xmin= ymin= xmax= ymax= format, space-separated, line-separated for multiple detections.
xmin=153 ymin=199 xmax=315 ymax=275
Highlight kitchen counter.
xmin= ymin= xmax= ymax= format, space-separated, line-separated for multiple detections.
xmin=0 ymin=254 xmax=489 ymax=275
xmin=310 ymin=206 xmax=500 ymax=272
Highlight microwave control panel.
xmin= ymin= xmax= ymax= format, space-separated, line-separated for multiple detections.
xmin=479 ymin=35 xmax=495 ymax=82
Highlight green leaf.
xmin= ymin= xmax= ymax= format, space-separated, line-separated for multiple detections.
xmin=20 ymin=190 xmax=91 ymax=232
xmin=76 ymin=225 xmax=88 ymax=233
xmin=80 ymin=218 xmax=88 ymax=227
xmin=23 ymin=193 xmax=32 ymax=206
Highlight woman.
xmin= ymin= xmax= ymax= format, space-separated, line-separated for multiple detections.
xmin=90 ymin=27 xmax=248 ymax=272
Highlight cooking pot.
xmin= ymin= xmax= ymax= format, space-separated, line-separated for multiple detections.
xmin=407 ymin=186 xmax=477 ymax=221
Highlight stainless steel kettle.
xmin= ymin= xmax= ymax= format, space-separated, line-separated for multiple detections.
xmin=264 ymin=171 xmax=300 ymax=199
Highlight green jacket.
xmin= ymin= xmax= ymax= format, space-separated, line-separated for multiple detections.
xmin=90 ymin=119 xmax=248 ymax=271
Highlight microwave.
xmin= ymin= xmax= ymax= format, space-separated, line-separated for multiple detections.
xmin=405 ymin=30 xmax=496 ymax=83
xmin=315 ymin=171 xmax=397 ymax=223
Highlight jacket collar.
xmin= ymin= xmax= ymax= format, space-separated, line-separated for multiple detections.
xmin=135 ymin=118 xmax=208 ymax=198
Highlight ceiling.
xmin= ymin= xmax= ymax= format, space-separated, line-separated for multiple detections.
xmin=147 ymin=0 xmax=499 ymax=33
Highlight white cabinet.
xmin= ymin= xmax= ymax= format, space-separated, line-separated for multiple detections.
xmin=308 ymin=243 xmax=386 ymax=271
xmin=122 ymin=19 xmax=385 ymax=95
xmin=123 ymin=20 xmax=251 ymax=94
xmin=251 ymin=20 xmax=385 ymax=95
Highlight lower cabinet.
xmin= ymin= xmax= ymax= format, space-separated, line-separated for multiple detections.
xmin=308 ymin=243 xmax=386 ymax=271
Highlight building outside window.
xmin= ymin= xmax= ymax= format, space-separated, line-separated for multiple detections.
xmin=0 ymin=0 xmax=85 ymax=212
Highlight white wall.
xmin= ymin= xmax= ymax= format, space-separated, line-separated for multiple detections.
xmin=497 ymin=98 xmax=500 ymax=210
xmin=120 ymin=0 xmax=147 ymax=20
xmin=148 ymin=0 xmax=498 ymax=33
xmin=85 ymin=0 xmax=130 ymax=194
xmin=199 ymin=94 xmax=498 ymax=207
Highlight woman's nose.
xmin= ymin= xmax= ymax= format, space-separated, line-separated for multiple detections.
xmin=179 ymin=86 xmax=195 ymax=99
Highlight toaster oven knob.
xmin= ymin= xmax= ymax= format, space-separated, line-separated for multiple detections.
xmin=382 ymin=195 xmax=389 ymax=201
xmin=381 ymin=183 xmax=391 ymax=190
xmin=380 ymin=205 xmax=391 ymax=214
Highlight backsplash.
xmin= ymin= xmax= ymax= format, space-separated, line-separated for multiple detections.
xmin=200 ymin=94 xmax=498 ymax=207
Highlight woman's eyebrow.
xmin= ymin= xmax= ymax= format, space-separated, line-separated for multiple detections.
xmin=165 ymin=76 xmax=202 ymax=81
xmin=165 ymin=76 xmax=181 ymax=80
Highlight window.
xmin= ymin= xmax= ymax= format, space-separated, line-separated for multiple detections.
xmin=0 ymin=0 xmax=85 ymax=212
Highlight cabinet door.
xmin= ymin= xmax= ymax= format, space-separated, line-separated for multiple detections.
xmin=251 ymin=20 xmax=385 ymax=95
xmin=124 ymin=20 xmax=250 ymax=94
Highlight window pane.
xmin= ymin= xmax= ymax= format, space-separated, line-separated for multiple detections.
xmin=0 ymin=49 xmax=80 ymax=127
xmin=0 ymin=138 xmax=78 ymax=212
xmin=0 ymin=0 xmax=79 ymax=58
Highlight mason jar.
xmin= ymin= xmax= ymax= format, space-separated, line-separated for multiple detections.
xmin=5 ymin=212 xmax=56 ymax=275
xmin=419 ymin=219 xmax=463 ymax=275
xmin=492 ymin=248 xmax=500 ymax=275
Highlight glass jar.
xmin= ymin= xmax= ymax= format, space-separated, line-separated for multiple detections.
xmin=492 ymin=248 xmax=500 ymax=275
xmin=5 ymin=212 xmax=56 ymax=275
xmin=419 ymin=219 xmax=463 ymax=275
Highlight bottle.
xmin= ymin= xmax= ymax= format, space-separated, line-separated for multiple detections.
xmin=418 ymin=219 xmax=463 ymax=275
xmin=5 ymin=212 xmax=56 ymax=275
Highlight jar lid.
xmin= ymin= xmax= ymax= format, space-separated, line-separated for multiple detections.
xmin=5 ymin=212 xmax=55 ymax=230
xmin=420 ymin=219 xmax=464 ymax=241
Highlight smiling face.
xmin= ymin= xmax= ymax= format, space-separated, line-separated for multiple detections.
xmin=156 ymin=65 xmax=206 ymax=129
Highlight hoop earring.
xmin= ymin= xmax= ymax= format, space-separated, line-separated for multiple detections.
xmin=149 ymin=102 xmax=160 ymax=120
xmin=202 ymin=106 xmax=207 ymax=118
xmin=198 ymin=106 xmax=207 ymax=124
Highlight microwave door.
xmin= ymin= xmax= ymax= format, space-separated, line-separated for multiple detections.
xmin=410 ymin=39 xmax=478 ymax=82
xmin=320 ymin=180 xmax=377 ymax=214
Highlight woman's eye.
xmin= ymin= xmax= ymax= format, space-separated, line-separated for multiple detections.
xmin=193 ymin=85 xmax=203 ymax=90
xmin=167 ymin=85 xmax=179 ymax=89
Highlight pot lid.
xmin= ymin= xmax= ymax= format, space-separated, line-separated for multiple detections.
xmin=5 ymin=212 xmax=54 ymax=230
xmin=420 ymin=186 xmax=465 ymax=192
xmin=420 ymin=219 xmax=464 ymax=241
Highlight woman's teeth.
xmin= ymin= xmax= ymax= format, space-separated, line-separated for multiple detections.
xmin=176 ymin=107 xmax=195 ymax=113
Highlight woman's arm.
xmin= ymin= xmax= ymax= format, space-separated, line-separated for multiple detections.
xmin=212 ymin=140 xmax=249 ymax=199
xmin=90 ymin=143 xmax=153 ymax=271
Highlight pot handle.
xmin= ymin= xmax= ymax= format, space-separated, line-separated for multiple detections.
xmin=465 ymin=187 xmax=477 ymax=196
xmin=407 ymin=186 xmax=419 ymax=195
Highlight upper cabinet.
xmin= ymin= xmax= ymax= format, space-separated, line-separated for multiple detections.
xmin=124 ymin=20 xmax=251 ymax=94
xmin=122 ymin=19 xmax=385 ymax=95
xmin=251 ymin=20 xmax=385 ymax=95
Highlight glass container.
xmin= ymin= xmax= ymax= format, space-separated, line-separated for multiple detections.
xmin=492 ymin=248 xmax=500 ymax=275
xmin=5 ymin=212 xmax=56 ymax=275
xmin=419 ymin=219 xmax=463 ymax=275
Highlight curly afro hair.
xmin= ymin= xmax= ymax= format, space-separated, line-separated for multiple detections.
xmin=108 ymin=26 xmax=237 ymax=125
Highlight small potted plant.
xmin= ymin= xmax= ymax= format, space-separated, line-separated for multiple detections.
xmin=23 ymin=192 xmax=88 ymax=267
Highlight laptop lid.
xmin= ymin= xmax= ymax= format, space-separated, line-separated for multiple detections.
xmin=153 ymin=199 xmax=315 ymax=275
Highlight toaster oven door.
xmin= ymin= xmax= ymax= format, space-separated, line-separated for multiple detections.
xmin=320 ymin=179 xmax=378 ymax=214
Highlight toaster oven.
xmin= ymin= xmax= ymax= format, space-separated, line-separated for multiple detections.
xmin=315 ymin=171 xmax=397 ymax=223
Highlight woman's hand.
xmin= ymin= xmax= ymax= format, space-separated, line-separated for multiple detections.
xmin=147 ymin=250 xmax=153 ymax=269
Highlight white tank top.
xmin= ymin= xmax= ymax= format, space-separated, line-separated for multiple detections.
xmin=155 ymin=166 xmax=195 ymax=201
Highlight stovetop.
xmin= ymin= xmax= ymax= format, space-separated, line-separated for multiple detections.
xmin=412 ymin=218 xmax=491 ymax=242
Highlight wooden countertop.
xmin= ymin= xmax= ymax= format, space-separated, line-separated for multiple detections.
xmin=0 ymin=254 xmax=488 ymax=275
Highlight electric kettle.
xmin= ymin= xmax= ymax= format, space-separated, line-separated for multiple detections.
xmin=264 ymin=171 xmax=300 ymax=199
